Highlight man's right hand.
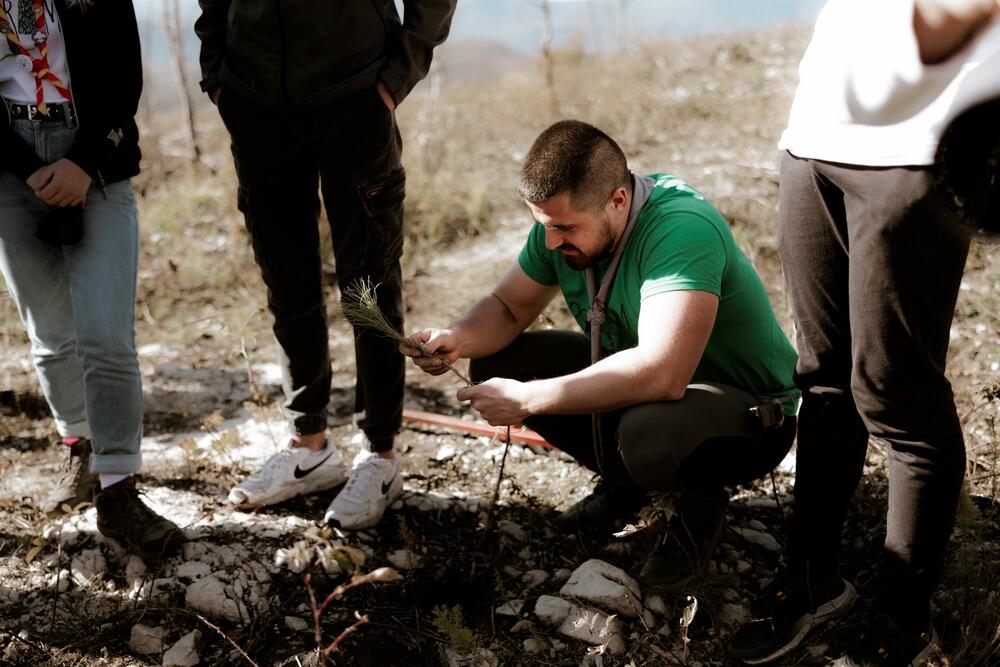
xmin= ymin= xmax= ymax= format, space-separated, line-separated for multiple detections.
xmin=400 ymin=329 xmax=461 ymax=376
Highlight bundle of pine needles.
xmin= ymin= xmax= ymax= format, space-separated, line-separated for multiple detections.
xmin=334 ymin=279 xmax=471 ymax=386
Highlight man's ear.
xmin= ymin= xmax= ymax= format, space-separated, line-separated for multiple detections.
xmin=608 ymin=186 xmax=629 ymax=213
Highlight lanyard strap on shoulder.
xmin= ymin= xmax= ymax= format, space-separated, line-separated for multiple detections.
xmin=585 ymin=173 xmax=656 ymax=365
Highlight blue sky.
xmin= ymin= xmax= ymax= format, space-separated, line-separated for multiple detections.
xmin=136 ymin=0 xmax=826 ymax=63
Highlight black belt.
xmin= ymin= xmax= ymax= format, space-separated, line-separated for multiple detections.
xmin=5 ymin=101 xmax=76 ymax=124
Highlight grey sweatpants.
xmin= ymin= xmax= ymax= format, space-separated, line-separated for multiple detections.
xmin=779 ymin=150 xmax=971 ymax=631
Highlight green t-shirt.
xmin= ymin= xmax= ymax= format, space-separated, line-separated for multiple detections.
xmin=518 ymin=173 xmax=799 ymax=414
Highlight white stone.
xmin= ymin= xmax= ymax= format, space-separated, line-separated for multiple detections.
xmin=495 ymin=600 xmax=524 ymax=617
xmin=498 ymin=520 xmax=526 ymax=542
xmin=718 ymin=603 xmax=748 ymax=627
xmin=730 ymin=527 xmax=781 ymax=552
xmin=534 ymin=595 xmax=625 ymax=655
xmin=185 ymin=577 xmax=245 ymax=623
xmin=176 ymin=561 xmax=212 ymax=580
xmin=552 ymin=568 xmax=572 ymax=584
xmin=645 ymin=594 xmax=667 ymax=616
xmin=736 ymin=560 xmax=752 ymax=574
xmin=162 ymin=630 xmax=201 ymax=666
xmin=521 ymin=570 xmax=549 ymax=592
xmin=70 ymin=548 xmax=107 ymax=586
xmin=129 ymin=624 xmax=164 ymax=655
xmin=387 ymin=549 xmax=422 ymax=570
xmin=559 ymin=559 xmax=642 ymax=618
xmin=434 ymin=444 xmax=457 ymax=462
xmin=441 ymin=646 xmax=498 ymax=667
xmin=285 ymin=616 xmax=309 ymax=632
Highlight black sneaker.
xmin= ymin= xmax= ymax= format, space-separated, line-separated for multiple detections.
xmin=95 ymin=478 xmax=187 ymax=560
xmin=728 ymin=570 xmax=858 ymax=664
xmin=639 ymin=493 xmax=727 ymax=591
xmin=42 ymin=438 xmax=99 ymax=516
xmin=829 ymin=615 xmax=940 ymax=667
xmin=556 ymin=479 xmax=646 ymax=536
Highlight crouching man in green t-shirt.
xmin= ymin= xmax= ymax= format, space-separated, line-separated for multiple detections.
xmin=401 ymin=120 xmax=799 ymax=590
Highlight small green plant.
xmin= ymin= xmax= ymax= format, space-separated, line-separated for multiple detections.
xmin=431 ymin=604 xmax=477 ymax=654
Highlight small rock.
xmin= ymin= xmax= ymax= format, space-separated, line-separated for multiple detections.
xmin=722 ymin=588 xmax=740 ymax=602
xmin=434 ymin=444 xmax=457 ymax=462
xmin=736 ymin=560 xmax=752 ymax=574
xmin=129 ymin=624 xmax=164 ymax=655
xmin=495 ymin=600 xmax=524 ymax=617
xmin=441 ymin=646 xmax=498 ymax=667
xmin=523 ymin=638 xmax=548 ymax=654
xmin=510 ymin=619 xmax=535 ymax=633
xmin=70 ymin=548 xmax=107 ymax=587
xmin=645 ymin=594 xmax=667 ymax=616
xmin=176 ymin=561 xmax=212 ymax=581
xmin=718 ymin=603 xmax=748 ymax=627
xmin=747 ymin=519 xmax=768 ymax=532
xmin=185 ymin=577 xmax=244 ymax=623
xmin=387 ymin=549 xmax=422 ymax=570
xmin=730 ymin=527 xmax=781 ymax=552
xmin=552 ymin=568 xmax=572 ymax=584
xmin=498 ymin=520 xmax=526 ymax=542
xmin=521 ymin=570 xmax=549 ymax=592
xmin=808 ymin=643 xmax=830 ymax=658
xmin=162 ymin=630 xmax=201 ymax=667
xmin=559 ymin=559 xmax=642 ymax=618
xmin=285 ymin=616 xmax=309 ymax=632
xmin=534 ymin=595 xmax=626 ymax=655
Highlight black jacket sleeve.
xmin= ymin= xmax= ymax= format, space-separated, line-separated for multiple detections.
xmin=195 ymin=0 xmax=232 ymax=94
xmin=378 ymin=0 xmax=458 ymax=105
xmin=61 ymin=0 xmax=143 ymax=180
xmin=0 ymin=111 xmax=46 ymax=181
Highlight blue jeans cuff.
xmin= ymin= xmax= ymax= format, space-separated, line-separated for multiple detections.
xmin=89 ymin=452 xmax=142 ymax=475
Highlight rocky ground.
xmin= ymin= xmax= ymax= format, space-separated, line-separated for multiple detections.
xmin=1 ymin=26 xmax=999 ymax=667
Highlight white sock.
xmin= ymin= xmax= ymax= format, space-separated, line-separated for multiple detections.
xmin=303 ymin=441 xmax=331 ymax=463
xmin=100 ymin=473 xmax=129 ymax=489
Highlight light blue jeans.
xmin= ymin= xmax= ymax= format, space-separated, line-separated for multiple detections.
xmin=0 ymin=118 xmax=142 ymax=474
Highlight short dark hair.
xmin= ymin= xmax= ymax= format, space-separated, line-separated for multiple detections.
xmin=518 ymin=120 xmax=631 ymax=211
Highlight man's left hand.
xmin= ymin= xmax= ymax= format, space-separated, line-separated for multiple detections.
xmin=376 ymin=82 xmax=397 ymax=111
xmin=28 ymin=159 xmax=92 ymax=207
xmin=457 ymin=378 xmax=534 ymax=426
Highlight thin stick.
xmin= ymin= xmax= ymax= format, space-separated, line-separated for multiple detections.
xmin=323 ymin=612 xmax=370 ymax=657
xmin=195 ymin=614 xmax=261 ymax=667
xmin=484 ymin=426 xmax=512 ymax=531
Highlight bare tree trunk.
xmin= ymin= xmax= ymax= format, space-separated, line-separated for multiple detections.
xmin=163 ymin=0 xmax=202 ymax=164
xmin=535 ymin=0 xmax=558 ymax=116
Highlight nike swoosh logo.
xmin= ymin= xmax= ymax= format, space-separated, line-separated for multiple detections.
xmin=381 ymin=473 xmax=397 ymax=495
xmin=294 ymin=451 xmax=336 ymax=479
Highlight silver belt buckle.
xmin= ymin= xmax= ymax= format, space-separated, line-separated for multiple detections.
xmin=26 ymin=103 xmax=39 ymax=120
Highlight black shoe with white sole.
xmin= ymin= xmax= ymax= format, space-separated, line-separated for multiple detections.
xmin=828 ymin=615 xmax=940 ymax=667
xmin=728 ymin=571 xmax=858 ymax=664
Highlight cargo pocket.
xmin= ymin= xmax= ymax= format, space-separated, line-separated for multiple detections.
xmin=357 ymin=166 xmax=405 ymax=266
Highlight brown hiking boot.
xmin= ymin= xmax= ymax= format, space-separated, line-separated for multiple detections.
xmin=638 ymin=491 xmax=727 ymax=591
xmin=95 ymin=478 xmax=187 ymax=560
xmin=556 ymin=479 xmax=647 ymax=536
xmin=42 ymin=439 xmax=99 ymax=516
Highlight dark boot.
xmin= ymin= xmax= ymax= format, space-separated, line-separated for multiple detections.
xmin=95 ymin=478 xmax=187 ymax=560
xmin=639 ymin=491 xmax=727 ymax=591
xmin=42 ymin=438 xmax=99 ymax=516
xmin=556 ymin=478 xmax=647 ymax=537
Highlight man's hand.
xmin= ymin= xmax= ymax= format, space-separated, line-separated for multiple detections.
xmin=400 ymin=328 xmax=461 ymax=376
xmin=456 ymin=378 xmax=534 ymax=426
xmin=27 ymin=159 xmax=92 ymax=207
xmin=376 ymin=82 xmax=396 ymax=111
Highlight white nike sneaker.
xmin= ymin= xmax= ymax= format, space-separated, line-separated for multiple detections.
xmin=324 ymin=451 xmax=402 ymax=529
xmin=228 ymin=442 xmax=348 ymax=506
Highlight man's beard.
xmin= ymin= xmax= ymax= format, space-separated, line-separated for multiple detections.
xmin=559 ymin=212 xmax=616 ymax=270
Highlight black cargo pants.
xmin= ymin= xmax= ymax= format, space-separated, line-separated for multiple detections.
xmin=218 ymin=87 xmax=405 ymax=451
xmin=779 ymin=151 xmax=972 ymax=632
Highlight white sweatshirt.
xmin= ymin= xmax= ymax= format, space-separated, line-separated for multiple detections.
xmin=780 ymin=0 xmax=1000 ymax=166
